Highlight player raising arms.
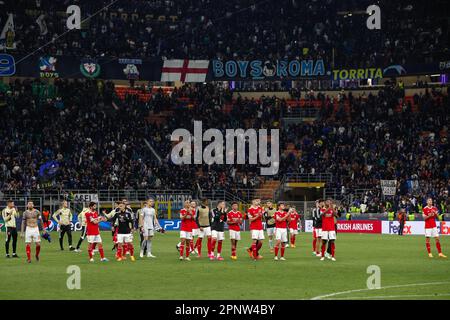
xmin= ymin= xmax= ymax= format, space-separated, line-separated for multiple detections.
xmin=246 ymin=198 xmax=265 ymax=260
xmin=20 ymin=201 xmax=47 ymax=263
xmin=211 ymin=200 xmax=227 ymax=260
xmin=85 ymin=202 xmax=108 ymax=262
xmin=263 ymin=200 xmax=277 ymax=252
xmin=289 ymin=206 xmax=300 ymax=248
xmin=179 ymin=200 xmax=194 ymax=261
xmin=312 ymin=200 xmax=324 ymax=256
xmin=423 ymin=198 xmax=447 ymax=258
xmin=274 ymin=202 xmax=290 ymax=261
xmin=320 ymin=199 xmax=336 ymax=261
xmin=227 ymin=202 xmax=243 ymax=260
xmin=113 ymin=202 xmax=136 ymax=262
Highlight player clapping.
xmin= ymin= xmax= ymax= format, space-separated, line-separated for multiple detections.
xmin=423 ymin=198 xmax=447 ymax=258
xmin=227 ymin=202 xmax=243 ymax=260
xmin=85 ymin=202 xmax=108 ymax=262
xmin=320 ymin=200 xmax=336 ymax=261
xmin=288 ymin=206 xmax=300 ymax=248
xmin=274 ymin=202 xmax=290 ymax=261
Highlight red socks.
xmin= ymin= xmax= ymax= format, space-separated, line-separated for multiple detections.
xmin=436 ymin=241 xmax=442 ymax=254
xmin=251 ymin=243 xmax=257 ymax=258
xmin=207 ymin=237 xmax=212 ymax=255
xmin=281 ymin=246 xmax=285 ymax=257
xmin=117 ymin=246 xmax=123 ymax=258
xmin=88 ymin=244 xmax=93 ymax=259
xmin=274 ymin=246 xmax=279 ymax=257
xmin=99 ymin=248 xmax=105 ymax=259
xmin=180 ymin=244 xmax=185 ymax=257
xmin=211 ymin=239 xmax=216 ymax=252
xmin=26 ymin=244 xmax=31 ymax=260
xmin=313 ymin=238 xmax=317 ymax=251
xmin=36 ymin=245 xmax=40 ymax=258
xmin=291 ymin=235 xmax=295 ymax=246
xmin=217 ymin=241 xmax=223 ymax=254
xmin=128 ymin=244 xmax=134 ymax=256
xmin=231 ymin=244 xmax=236 ymax=256
xmin=256 ymin=241 xmax=262 ymax=256
xmin=189 ymin=239 xmax=194 ymax=252
xmin=321 ymin=243 xmax=326 ymax=257
xmin=426 ymin=242 xmax=431 ymax=254
xmin=197 ymin=238 xmax=203 ymax=255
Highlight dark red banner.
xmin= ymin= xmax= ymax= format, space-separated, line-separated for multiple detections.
xmin=336 ymin=220 xmax=382 ymax=234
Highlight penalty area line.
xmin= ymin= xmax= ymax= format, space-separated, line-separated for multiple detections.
xmin=310 ymin=281 xmax=450 ymax=300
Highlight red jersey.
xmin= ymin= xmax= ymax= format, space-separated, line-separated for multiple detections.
xmin=274 ymin=211 xmax=289 ymax=228
xmin=191 ymin=209 xmax=199 ymax=229
xmin=423 ymin=206 xmax=438 ymax=229
xmin=180 ymin=208 xmax=193 ymax=232
xmin=289 ymin=211 xmax=300 ymax=229
xmin=85 ymin=211 xmax=100 ymax=236
xmin=321 ymin=208 xmax=335 ymax=231
xmin=227 ymin=210 xmax=243 ymax=231
xmin=247 ymin=206 xmax=263 ymax=230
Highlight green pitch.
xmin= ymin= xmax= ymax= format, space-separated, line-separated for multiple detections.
xmin=0 ymin=231 xmax=449 ymax=300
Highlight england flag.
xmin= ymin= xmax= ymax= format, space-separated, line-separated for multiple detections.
xmin=161 ymin=59 xmax=209 ymax=83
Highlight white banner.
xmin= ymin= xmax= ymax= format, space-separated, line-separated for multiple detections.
xmin=382 ymin=221 xmax=449 ymax=235
xmin=380 ymin=179 xmax=397 ymax=196
xmin=73 ymin=193 xmax=99 ymax=202
xmin=161 ymin=59 xmax=209 ymax=82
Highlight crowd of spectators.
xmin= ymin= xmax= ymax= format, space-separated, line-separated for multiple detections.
xmin=2 ymin=0 xmax=449 ymax=66
xmin=0 ymin=78 xmax=449 ymax=212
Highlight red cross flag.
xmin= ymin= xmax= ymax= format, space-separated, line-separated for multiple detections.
xmin=161 ymin=59 xmax=209 ymax=83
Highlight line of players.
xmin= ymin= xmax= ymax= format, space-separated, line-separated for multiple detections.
xmin=1 ymin=198 xmax=161 ymax=263
xmin=177 ymin=198 xmax=302 ymax=261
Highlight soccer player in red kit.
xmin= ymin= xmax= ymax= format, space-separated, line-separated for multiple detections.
xmin=423 ymin=198 xmax=447 ymax=258
xmin=246 ymin=199 xmax=265 ymax=260
xmin=190 ymin=201 xmax=199 ymax=255
xmin=274 ymin=203 xmax=290 ymax=261
xmin=227 ymin=202 xmax=243 ymax=260
xmin=179 ymin=200 xmax=193 ymax=261
xmin=320 ymin=199 xmax=336 ymax=261
xmin=85 ymin=202 xmax=108 ymax=262
xmin=289 ymin=207 xmax=300 ymax=248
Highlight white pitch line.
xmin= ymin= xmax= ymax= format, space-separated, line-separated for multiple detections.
xmin=332 ymin=293 xmax=450 ymax=300
xmin=310 ymin=281 xmax=450 ymax=300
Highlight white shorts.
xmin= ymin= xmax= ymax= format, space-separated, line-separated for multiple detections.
xmin=25 ymin=227 xmax=40 ymax=243
xmin=313 ymin=228 xmax=322 ymax=238
xmin=198 ymin=226 xmax=212 ymax=238
xmin=211 ymin=230 xmax=225 ymax=241
xmin=290 ymin=228 xmax=299 ymax=235
xmin=321 ymin=230 xmax=336 ymax=240
xmin=425 ymin=227 xmax=439 ymax=238
xmin=180 ymin=231 xmax=193 ymax=240
xmin=251 ymin=229 xmax=265 ymax=240
xmin=229 ymin=230 xmax=241 ymax=241
xmin=192 ymin=228 xmax=200 ymax=237
xmin=266 ymin=227 xmax=275 ymax=237
xmin=116 ymin=233 xmax=133 ymax=243
xmin=142 ymin=228 xmax=154 ymax=237
xmin=87 ymin=235 xmax=102 ymax=243
xmin=275 ymin=228 xmax=288 ymax=242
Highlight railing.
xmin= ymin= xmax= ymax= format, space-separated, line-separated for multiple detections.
xmin=282 ymin=108 xmax=320 ymax=118
xmin=0 ymin=189 xmax=194 ymax=202
xmin=284 ymin=173 xmax=332 ymax=183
